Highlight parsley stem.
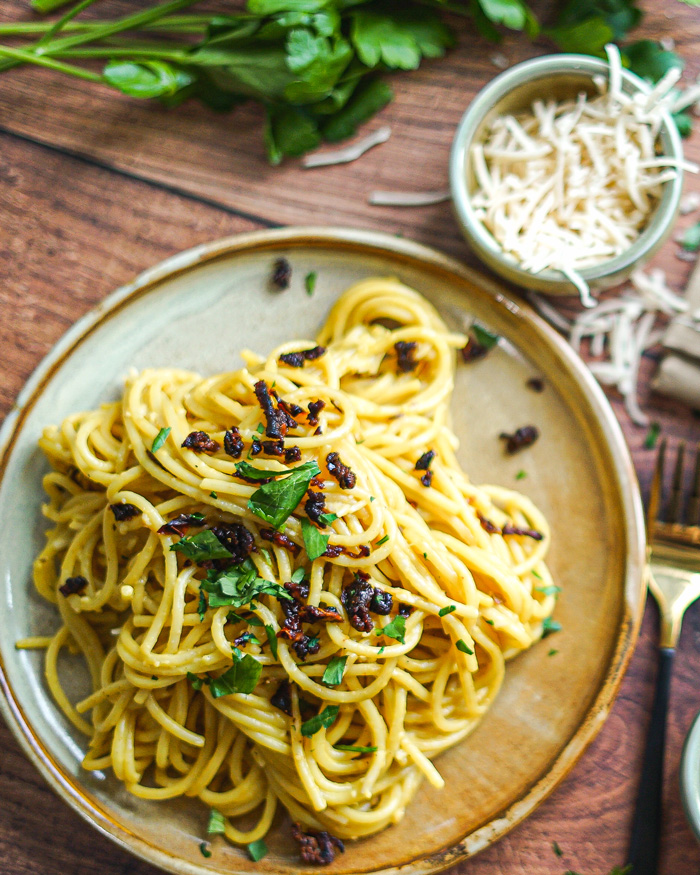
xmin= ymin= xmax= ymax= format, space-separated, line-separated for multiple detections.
xmin=0 ymin=45 xmax=103 ymax=80
xmin=38 ymin=0 xmax=99 ymax=47
xmin=53 ymin=46 xmax=190 ymax=61
xmin=0 ymin=16 xmax=214 ymax=36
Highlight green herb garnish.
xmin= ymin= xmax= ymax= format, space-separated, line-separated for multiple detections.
xmin=335 ymin=744 xmax=378 ymax=753
xmin=318 ymin=512 xmax=338 ymax=526
xmin=305 ymin=271 xmax=317 ymax=296
xmin=542 ymin=617 xmax=562 ymax=638
xmin=291 ymin=567 xmax=306 ymax=584
xmin=171 ymin=530 xmax=232 ymax=563
xmin=256 ymin=423 xmax=265 ymax=434
xmin=187 ymin=671 xmax=205 ymax=691
xmin=456 ymin=639 xmax=474 ymax=655
xmin=301 ymin=517 xmax=330 ymax=561
xmin=535 ymin=585 xmax=562 ymax=597
xmin=202 ymin=559 xmax=292 ymax=609
xmin=209 ymin=652 xmax=262 ymax=697
xmin=548 ymin=648 xmax=559 ymax=656
xmin=199 ymin=842 xmax=212 ymax=858
xmin=197 ymin=589 xmax=207 ymax=622
xmin=227 ymin=610 xmax=264 ymax=627
xmin=643 ymin=421 xmax=661 ymax=449
xmin=210 ymin=491 xmax=217 ymax=499
xmin=265 ymin=624 xmax=279 ymax=660
xmin=207 ymin=809 xmax=226 ymax=835
xmin=247 ymin=839 xmax=269 ymax=862
xmin=472 ymin=323 xmax=499 ymax=349
xmin=376 ymin=614 xmax=405 ymax=644
xmin=247 ymin=461 xmax=320 ymax=529
xmin=516 ymin=469 xmax=527 ymax=480
xmin=552 ymin=841 xmax=563 ymax=857
xmin=322 ymin=654 xmax=347 ymax=686
xmin=151 ymin=426 xmax=171 ymax=453
xmin=438 ymin=605 xmax=456 ymax=617
xmin=300 ymin=705 xmax=340 ymax=737
xmin=376 ymin=534 xmax=390 ymax=546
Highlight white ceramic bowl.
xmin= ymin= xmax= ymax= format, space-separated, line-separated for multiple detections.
xmin=681 ymin=708 xmax=700 ymax=842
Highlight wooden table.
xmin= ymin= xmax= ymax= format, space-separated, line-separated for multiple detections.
xmin=2 ymin=2 xmax=700 ymax=873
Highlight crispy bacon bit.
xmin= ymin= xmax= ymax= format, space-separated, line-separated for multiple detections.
xmin=223 ymin=427 xmax=244 ymax=458
xmin=182 ymin=431 xmax=220 ymax=454
xmin=307 ymin=399 xmax=325 ymax=426
xmin=271 ymin=391 xmax=301 ymax=427
xmin=323 ymin=544 xmax=370 ymax=559
xmin=157 ymin=513 xmax=205 ymax=536
xmin=279 ymin=346 xmax=327 ymax=368
xmin=341 ymin=572 xmax=374 ymax=632
xmin=398 ymin=603 xmax=414 ymax=617
xmin=271 ymin=679 xmax=292 ymax=715
xmin=394 ymin=340 xmax=418 ymax=373
xmin=285 ymin=446 xmax=302 ymax=463
xmin=460 ymin=336 xmax=489 ymax=363
xmin=291 ymin=823 xmax=345 ymax=866
xmin=250 ymin=439 xmax=262 ymax=456
xmin=305 ymin=491 xmax=326 ymax=525
xmin=420 ymin=470 xmax=433 ymax=488
xmin=272 ymin=257 xmax=292 ymax=290
xmin=298 ymin=604 xmax=342 ymax=623
xmin=326 ymin=452 xmax=356 ymax=489
xmin=260 ymin=528 xmax=301 ymax=556
xmin=526 ymin=377 xmax=545 ymax=392
xmin=109 ymin=503 xmax=139 ymax=521
xmin=277 ymin=600 xmax=321 ymax=660
xmin=478 ymin=515 xmax=500 ymax=534
xmin=211 ymin=523 xmax=254 ymax=564
xmin=59 ymin=575 xmax=88 ymax=596
xmin=285 ymin=578 xmax=310 ymax=602
xmin=370 ymin=589 xmax=393 ymax=615
xmin=415 ymin=450 xmax=435 ymax=471
xmin=254 ymin=380 xmax=288 ymax=439
xmin=500 ymin=425 xmax=539 ymax=454
xmin=262 ymin=439 xmax=284 ymax=457
xmin=502 ymin=524 xmax=543 ymax=541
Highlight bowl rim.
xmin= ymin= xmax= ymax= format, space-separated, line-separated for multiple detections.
xmin=449 ymin=52 xmax=685 ymax=289
xmin=681 ymin=708 xmax=700 ymax=843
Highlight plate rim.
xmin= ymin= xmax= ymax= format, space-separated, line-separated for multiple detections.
xmin=0 ymin=226 xmax=647 ymax=875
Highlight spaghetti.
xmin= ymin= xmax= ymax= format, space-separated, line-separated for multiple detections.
xmin=26 ymin=278 xmax=555 ymax=857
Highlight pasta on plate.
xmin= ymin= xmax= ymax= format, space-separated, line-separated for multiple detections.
xmin=24 ymin=278 xmax=556 ymax=861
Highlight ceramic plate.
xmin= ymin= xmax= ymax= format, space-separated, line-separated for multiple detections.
xmin=0 ymin=228 xmax=646 ymax=875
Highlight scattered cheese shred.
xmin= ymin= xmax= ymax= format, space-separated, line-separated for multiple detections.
xmin=303 ymin=126 xmax=391 ymax=168
xmin=470 ymin=44 xmax=698 ymax=306
xmin=369 ymin=189 xmax=450 ymax=206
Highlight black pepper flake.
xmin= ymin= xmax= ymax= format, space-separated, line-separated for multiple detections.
xmin=526 ymin=377 xmax=545 ymax=392
xmin=181 ymin=431 xmax=220 ymax=454
xmin=271 ymin=257 xmax=292 ymax=290
xmin=460 ymin=337 xmax=489 ymax=363
xmin=59 ymin=575 xmax=88 ymax=596
xmin=415 ymin=450 xmax=435 ymax=471
xmin=500 ymin=425 xmax=539 ymax=454
xmin=326 ymin=452 xmax=356 ymax=489
xmin=224 ymin=427 xmax=244 ymax=458
xmin=279 ymin=346 xmax=327 ymax=368
xmin=291 ymin=823 xmax=345 ymax=866
xmin=109 ymin=503 xmax=139 ymax=521
xmin=394 ymin=340 xmax=418 ymax=373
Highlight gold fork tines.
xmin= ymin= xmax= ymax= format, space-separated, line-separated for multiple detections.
xmin=646 ymin=439 xmax=700 ymax=648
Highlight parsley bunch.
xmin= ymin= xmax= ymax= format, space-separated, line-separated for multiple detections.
xmin=0 ymin=0 xmax=689 ymax=162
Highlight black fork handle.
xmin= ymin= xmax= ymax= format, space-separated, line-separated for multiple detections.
xmin=627 ymin=646 xmax=675 ymax=874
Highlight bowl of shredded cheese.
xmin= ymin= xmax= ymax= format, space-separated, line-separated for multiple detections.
xmin=450 ymin=47 xmax=689 ymax=303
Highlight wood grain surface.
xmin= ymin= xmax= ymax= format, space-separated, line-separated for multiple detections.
xmin=1 ymin=1 xmax=700 ymax=873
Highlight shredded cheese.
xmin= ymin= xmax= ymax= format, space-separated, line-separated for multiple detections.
xmin=469 ymin=44 xmax=698 ymax=306
xmin=369 ymin=189 xmax=450 ymax=206
xmin=303 ymin=126 xmax=391 ymax=168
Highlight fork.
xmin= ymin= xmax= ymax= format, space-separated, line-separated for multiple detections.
xmin=627 ymin=439 xmax=700 ymax=875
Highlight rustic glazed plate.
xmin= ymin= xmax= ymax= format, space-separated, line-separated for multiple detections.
xmin=0 ymin=228 xmax=645 ymax=875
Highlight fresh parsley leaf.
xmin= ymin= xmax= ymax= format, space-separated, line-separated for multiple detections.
xmin=171 ymin=530 xmax=232 ymax=562
xmin=516 ymin=469 xmax=527 ymax=480
xmin=197 ymin=589 xmax=207 ymax=622
xmin=305 ymin=271 xmax=317 ymax=295
xmin=265 ymin=624 xmax=279 ymax=659
xmin=535 ymin=584 xmax=561 ymax=597
xmin=350 ymin=5 xmax=453 ymax=71
xmin=209 ymin=652 xmax=262 ymax=696
xmin=291 ymin=567 xmax=306 ymax=583
xmin=151 ymin=427 xmax=171 ymax=453
xmin=318 ymin=512 xmax=338 ymax=526
xmin=199 ymin=842 xmax=212 ymax=858
xmin=376 ymin=614 xmax=405 ymax=643
xmin=300 ymin=704 xmax=340 ymax=736
xmin=542 ymin=617 xmax=562 ymax=638
xmin=210 ymin=491 xmax=218 ymax=499
xmin=301 ymin=517 xmax=330 ymax=561
xmin=547 ymin=17 xmax=613 ymax=53
xmin=456 ymin=639 xmax=474 ymax=655
xmin=439 ymin=604 xmax=456 ymax=617
xmin=227 ymin=610 xmax=264 ymax=627
xmin=552 ymin=841 xmax=563 ymax=857
xmin=265 ymin=105 xmax=321 ymax=165
xmin=548 ymin=648 xmax=559 ymax=656
xmin=247 ymin=839 xmax=269 ymax=862
xmin=376 ymin=534 xmax=390 ymax=546
xmin=256 ymin=423 xmax=265 ymax=435
xmin=248 ymin=460 xmax=320 ymax=529
xmin=322 ymin=654 xmax=347 ymax=685
xmin=322 ymin=77 xmax=393 ymax=141
xmin=207 ymin=808 xmax=226 ymax=835
xmin=235 ymin=460 xmax=279 ymax=480
xmin=187 ymin=671 xmax=205 ymax=691
xmin=202 ymin=560 xmax=292 ymax=609
xmin=477 ymin=0 xmax=530 ymax=33
xmin=104 ymin=60 xmax=194 ymax=98
xmin=626 ymin=39 xmax=684 ymax=83
xmin=681 ymin=221 xmax=700 ymax=253
xmin=335 ymin=743 xmax=377 ymax=753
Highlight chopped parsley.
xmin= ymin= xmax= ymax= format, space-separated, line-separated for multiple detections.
xmin=300 ymin=704 xmax=340 ymax=737
xmin=376 ymin=614 xmax=405 ymax=644
xmin=187 ymin=671 xmax=205 ymax=691
xmin=456 ymin=639 xmax=474 ymax=655
xmin=535 ymin=584 xmax=561 ymax=597
xmin=438 ymin=605 xmax=456 ymax=617
xmin=322 ymin=655 xmax=347 ymax=686
xmin=210 ymin=491 xmax=218 ymax=499
xmin=197 ymin=589 xmax=207 ymax=622
xmin=681 ymin=220 xmax=700 ymax=252
xmin=516 ymin=469 xmax=527 ymax=480
xmin=201 ymin=559 xmax=292 ymax=609
xmin=265 ymin=624 xmax=279 ymax=660
xmin=301 ymin=517 xmax=330 ymax=561
xmin=151 ymin=426 xmax=171 ymax=453
xmin=472 ymin=322 xmax=500 ymax=349
xmin=643 ymin=421 xmax=661 ymax=449
xmin=305 ymin=271 xmax=317 ymax=296
xmin=256 ymin=423 xmax=265 ymax=434
xmin=207 ymin=809 xmax=226 ymax=835
xmin=209 ymin=651 xmax=262 ymax=697
xmin=227 ymin=610 xmax=264 ymax=627
xmin=548 ymin=648 xmax=559 ymax=656
xmin=318 ymin=512 xmax=338 ymax=526
xmin=199 ymin=842 xmax=212 ymax=858
xmin=291 ymin=567 xmax=306 ymax=583
xmin=376 ymin=534 xmax=390 ymax=546
xmin=247 ymin=839 xmax=269 ymax=862
xmin=542 ymin=617 xmax=562 ymax=638
xmin=552 ymin=841 xmax=563 ymax=857
xmin=335 ymin=744 xmax=377 ymax=753
xmin=171 ymin=530 xmax=232 ymax=563
xmin=235 ymin=460 xmax=278 ymax=480
xmin=247 ymin=460 xmax=321 ymax=529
